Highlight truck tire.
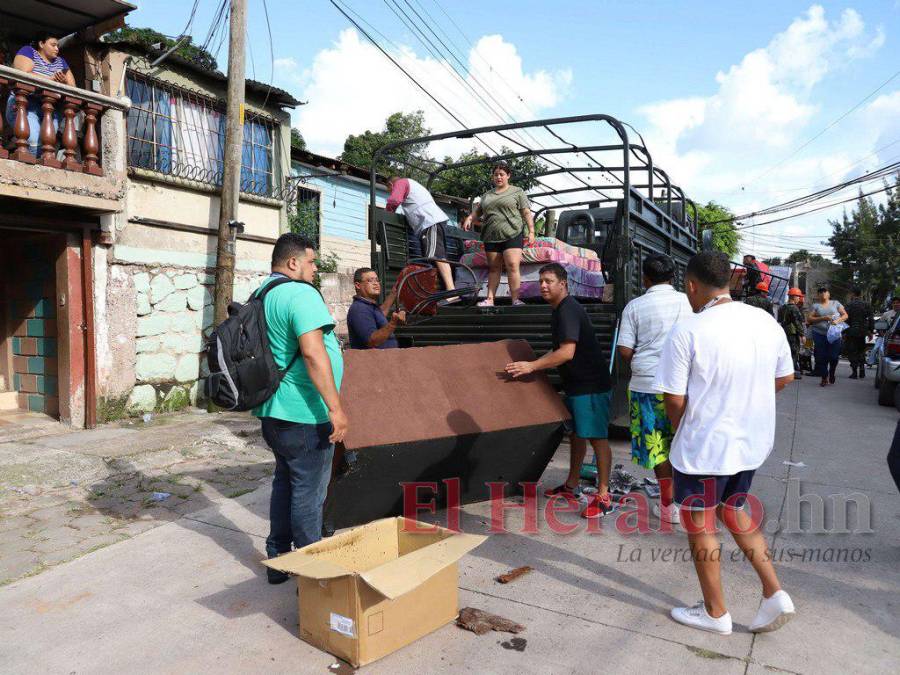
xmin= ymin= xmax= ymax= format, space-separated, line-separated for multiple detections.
xmin=879 ymin=377 xmax=897 ymax=407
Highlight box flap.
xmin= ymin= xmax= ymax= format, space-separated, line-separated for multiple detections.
xmin=262 ymin=550 xmax=352 ymax=579
xmin=358 ymin=531 xmax=486 ymax=600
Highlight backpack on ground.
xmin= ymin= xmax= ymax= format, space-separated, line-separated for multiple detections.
xmin=204 ymin=277 xmax=307 ymax=411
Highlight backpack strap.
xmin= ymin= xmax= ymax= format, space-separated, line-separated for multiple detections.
xmin=254 ymin=276 xmax=326 ymax=379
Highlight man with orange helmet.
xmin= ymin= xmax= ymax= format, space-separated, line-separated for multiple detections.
xmin=745 ymin=281 xmax=774 ymax=316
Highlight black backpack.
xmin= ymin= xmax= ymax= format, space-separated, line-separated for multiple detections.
xmin=204 ymin=277 xmax=314 ymax=411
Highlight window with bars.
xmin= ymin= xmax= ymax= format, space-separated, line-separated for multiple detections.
xmin=125 ymin=74 xmax=276 ymax=198
xmin=292 ymin=185 xmax=322 ymax=246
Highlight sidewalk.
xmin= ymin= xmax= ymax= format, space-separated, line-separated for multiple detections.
xmin=1 ymin=362 xmax=898 ymax=673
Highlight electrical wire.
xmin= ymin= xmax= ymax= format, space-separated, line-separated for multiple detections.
xmin=407 ymin=0 xmax=624 ymax=197
xmin=331 ymin=0 xmax=576 ymax=211
xmin=741 ymin=68 xmax=900 ymax=190
xmin=732 ymin=183 xmax=895 ymax=231
xmin=706 ymin=161 xmax=900 ymax=227
xmin=368 ymin=1 xmax=619 ymax=205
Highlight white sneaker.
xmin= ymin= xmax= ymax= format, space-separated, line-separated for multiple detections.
xmin=671 ymin=602 xmax=732 ymax=635
xmin=653 ymin=501 xmax=681 ymax=525
xmin=749 ymin=590 xmax=795 ymax=633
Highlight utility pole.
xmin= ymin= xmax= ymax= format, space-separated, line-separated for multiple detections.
xmin=213 ymin=0 xmax=247 ymax=326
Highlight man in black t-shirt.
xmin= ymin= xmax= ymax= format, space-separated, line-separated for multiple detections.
xmin=506 ymin=263 xmax=614 ymax=519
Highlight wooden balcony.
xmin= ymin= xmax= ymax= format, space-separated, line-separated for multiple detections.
xmin=0 ymin=65 xmax=130 ymax=177
xmin=0 ymin=65 xmax=130 ymax=214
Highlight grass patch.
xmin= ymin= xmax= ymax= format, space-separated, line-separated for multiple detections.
xmin=227 ymin=488 xmax=255 ymax=499
xmin=97 ymin=394 xmax=132 ymax=424
xmin=686 ymin=646 xmax=731 ymax=660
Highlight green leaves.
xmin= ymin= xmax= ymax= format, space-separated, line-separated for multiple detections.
xmin=828 ymin=177 xmax=900 ymax=306
xmin=694 ymin=201 xmax=742 ymax=257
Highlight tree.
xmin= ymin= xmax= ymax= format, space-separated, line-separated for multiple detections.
xmin=694 ymin=201 xmax=742 ymax=257
xmin=828 ymin=177 xmax=900 ymax=306
xmin=340 ymin=111 xmax=431 ymax=178
xmin=763 ymin=257 xmax=783 ymax=266
xmin=106 ymin=26 xmax=217 ymax=71
xmin=290 ymin=128 xmax=306 ymax=152
xmin=784 ymin=249 xmax=828 ymax=266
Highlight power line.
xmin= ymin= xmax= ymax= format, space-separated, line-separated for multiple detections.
xmin=733 ymin=183 xmax=895 ymax=231
xmin=742 ymin=68 xmax=900 ymax=190
xmin=414 ymin=0 xmax=624 ymax=196
xmin=377 ymin=0 xmax=619 ymax=203
xmin=707 ymin=161 xmax=900 ymax=227
xmin=331 ymin=0 xmax=578 ymax=210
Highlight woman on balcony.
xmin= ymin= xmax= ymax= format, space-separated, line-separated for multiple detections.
xmin=5 ymin=33 xmax=75 ymax=155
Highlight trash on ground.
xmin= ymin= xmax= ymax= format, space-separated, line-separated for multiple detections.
xmin=69 ymin=480 xmax=79 ymax=486
xmin=783 ymin=460 xmax=806 ymax=467
xmin=610 ymin=464 xmax=641 ymax=496
xmin=457 ymin=607 xmax=525 ymax=635
xmin=142 ymin=413 xmax=153 ymax=424
xmin=150 ymin=491 xmax=171 ymax=502
xmin=643 ymin=485 xmax=661 ymax=499
xmin=496 ymin=566 xmax=533 ymax=584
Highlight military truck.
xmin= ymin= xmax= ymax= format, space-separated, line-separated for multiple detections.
xmin=367 ymin=114 xmax=699 ymax=426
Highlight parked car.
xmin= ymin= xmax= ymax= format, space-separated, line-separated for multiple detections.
xmin=873 ymin=313 xmax=900 ymax=408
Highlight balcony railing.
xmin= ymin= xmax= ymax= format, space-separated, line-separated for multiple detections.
xmin=0 ymin=65 xmax=129 ymax=177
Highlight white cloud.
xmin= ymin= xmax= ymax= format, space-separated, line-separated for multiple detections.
xmin=280 ymin=29 xmax=571 ymax=158
xmin=635 ymin=5 xmax=890 ymax=255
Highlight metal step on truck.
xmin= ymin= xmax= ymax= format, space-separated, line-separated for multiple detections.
xmin=366 ymin=114 xmax=702 ymax=428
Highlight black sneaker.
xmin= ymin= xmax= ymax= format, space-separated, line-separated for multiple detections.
xmin=267 ymin=568 xmax=290 ymax=585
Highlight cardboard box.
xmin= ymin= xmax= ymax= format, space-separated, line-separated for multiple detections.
xmin=264 ymin=517 xmax=486 ymax=667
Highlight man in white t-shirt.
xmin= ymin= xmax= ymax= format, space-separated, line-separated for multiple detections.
xmin=617 ymin=253 xmax=692 ymax=525
xmin=654 ymin=251 xmax=796 ymax=636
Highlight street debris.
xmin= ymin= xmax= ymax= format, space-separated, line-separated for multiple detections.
xmin=610 ymin=464 xmax=641 ymax=496
xmin=783 ymin=461 xmax=807 ymax=467
xmin=457 ymin=607 xmax=525 ymax=635
xmin=496 ymin=566 xmax=532 ymax=584
xmin=142 ymin=413 xmax=153 ymax=424
xmin=149 ymin=492 xmax=172 ymax=502
xmin=500 ymin=637 xmax=527 ymax=652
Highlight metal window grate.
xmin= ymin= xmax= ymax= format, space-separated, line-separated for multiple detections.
xmin=125 ymin=73 xmax=276 ymax=197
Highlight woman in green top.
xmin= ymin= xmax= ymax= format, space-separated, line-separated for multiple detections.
xmin=462 ymin=162 xmax=536 ymax=306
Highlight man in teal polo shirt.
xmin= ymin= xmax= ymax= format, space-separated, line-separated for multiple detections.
xmin=252 ymin=233 xmax=348 ymax=584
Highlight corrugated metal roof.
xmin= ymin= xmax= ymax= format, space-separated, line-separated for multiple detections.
xmin=0 ymin=0 xmax=135 ymax=36
xmin=106 ymin=40 xmax=302 ymax=109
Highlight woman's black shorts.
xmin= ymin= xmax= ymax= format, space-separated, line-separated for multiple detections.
xmin=484 ymin=232 xmax=524 ymax=253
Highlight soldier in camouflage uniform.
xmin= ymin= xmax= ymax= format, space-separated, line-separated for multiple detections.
xmin=844 ymin=286 xmax=874 ymax=379
xmin=745 ymin=282 xmax=774 ymax=316
xmin=778 ymin=288 xmax=806 ymax=379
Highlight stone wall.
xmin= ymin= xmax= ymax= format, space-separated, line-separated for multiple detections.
xmin=122 ymin=266 xmax=267 ymax=414
xmin=319 ymin=272 xmax=355 ymax=340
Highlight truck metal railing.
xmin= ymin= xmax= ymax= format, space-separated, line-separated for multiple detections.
xmin=369 ymin=113 xmax=698 ymax=315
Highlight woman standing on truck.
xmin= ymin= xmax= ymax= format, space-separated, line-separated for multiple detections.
xmin=462 ymin=162 xmax=536 ymax=306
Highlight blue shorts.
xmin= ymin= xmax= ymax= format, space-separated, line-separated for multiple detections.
xmin=673 ymin=468 xmax=756 ymax=511
xmin=564 ymin=391 xmax=610 ymax=440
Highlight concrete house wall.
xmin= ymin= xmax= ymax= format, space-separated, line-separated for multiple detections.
xmin=91 ymin=46 xmax=296 ymax=417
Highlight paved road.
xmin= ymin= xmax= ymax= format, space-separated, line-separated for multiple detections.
xmin=1 ymin=361 xmax=897 ymax=673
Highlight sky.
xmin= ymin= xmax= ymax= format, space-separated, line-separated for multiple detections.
xmin=127 ymin=1 xmax=900 ymax=260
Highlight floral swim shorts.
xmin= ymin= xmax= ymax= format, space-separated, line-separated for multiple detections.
xmin=628 ymin=390 xmax=674 ymax=470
